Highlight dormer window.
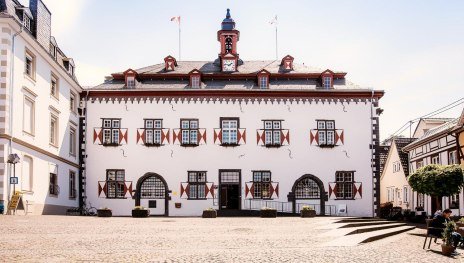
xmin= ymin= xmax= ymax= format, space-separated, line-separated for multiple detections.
xmin=280 ymin=55 xmax=294 ymax=71
xmin=127 ymin=77 xmax=135 ymax=88
xmin=189 ymin=69 xmax=201 ymax=88
xmin=164 ymin=56 xmax=177 ymax=71
xmin=191 ymin=76 xmax=200 ymax=88
xmin=259 ymin=77 xmax=267 ymax=88
xmin=23 ymin=15 xmax=31 ymax=31
xmin=69 ymin=65 xmax=74 ymax=76
xmin=323 ymin=77 xmax=331 ymax=89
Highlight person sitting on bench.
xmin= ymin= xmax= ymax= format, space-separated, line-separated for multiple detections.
xmin=430 ymin=209 xmax=461 ymax=247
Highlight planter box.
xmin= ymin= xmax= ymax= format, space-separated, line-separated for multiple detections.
xmin=301 ymin=210 xmax=316 ymax=218
xmin=442 ymin=244 xmax=454 ymax=256
xmin=260 ymin=209 xmax=277 ymax=218
xmin=202 ymin=210 xmax=217 ymax=218
xmin=132 ymin=209 xmax=150 ymax=218
xmin=97 ymin=209 xmax=112 ymax=217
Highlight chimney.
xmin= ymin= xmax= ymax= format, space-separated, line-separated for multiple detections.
xmin=29 ymin=0 xmax=51 ymax=50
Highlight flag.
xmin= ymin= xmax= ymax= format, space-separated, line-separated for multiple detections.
xmin=269 ymin=15 xmax=277 ymax=26
xmin=171 ymin=16 xmax=181 ymax=25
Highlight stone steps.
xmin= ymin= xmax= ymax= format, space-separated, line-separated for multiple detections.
xmin=323 ymin=225 xmax=415 ymax=246
xmin=336 ymin=218 xmax=387 ymax=223
xmin=338 ymin=220 xmax=398 ymax=228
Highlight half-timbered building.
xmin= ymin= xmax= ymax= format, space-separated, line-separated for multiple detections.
xmin=82 ymin=9 xmax=384 ymax=217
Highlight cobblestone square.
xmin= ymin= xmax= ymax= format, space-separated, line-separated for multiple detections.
xmin=0 ymin=216 xmax=462 ymax=262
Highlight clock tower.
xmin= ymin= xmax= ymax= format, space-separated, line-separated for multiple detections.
xmin=218 ymin=9 xmax=240 ymax=72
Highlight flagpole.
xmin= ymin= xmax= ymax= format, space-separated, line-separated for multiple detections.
xmin=179 ymin=21 xmax=181 ymax=61
xmin=275 ymin=25 xmax=278 ymax=60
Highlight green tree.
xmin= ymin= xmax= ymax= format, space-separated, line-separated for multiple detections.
xmin=408 ymin=164 xmax=464 ymax=211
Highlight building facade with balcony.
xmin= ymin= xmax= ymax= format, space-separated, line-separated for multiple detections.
xmin=0 ymin=0 xmax=82 ymax=214
xmin=82 ymin=9 xmax=384 ymax=217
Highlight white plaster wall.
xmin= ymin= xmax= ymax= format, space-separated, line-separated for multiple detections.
xmin=85 ymin=98 xmax=376 ymax=217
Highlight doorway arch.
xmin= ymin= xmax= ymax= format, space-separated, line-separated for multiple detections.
xmin=135 ymin=173 xmax=169 ymax=216
xmin=290 ymin=174 xmax=326 ymax=215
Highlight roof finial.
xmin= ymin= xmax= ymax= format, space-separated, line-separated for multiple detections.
xmin=226 ymin=8 xmax=231 ymax=19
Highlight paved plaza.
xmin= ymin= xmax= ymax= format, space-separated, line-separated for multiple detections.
xmin=0 ymin=216 xmax=462 ymax=262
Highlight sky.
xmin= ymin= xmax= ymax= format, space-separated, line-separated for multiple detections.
xmin=36 ymin=0 xmax=464 ymax=140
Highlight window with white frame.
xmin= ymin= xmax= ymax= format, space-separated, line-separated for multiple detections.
xmin=387 ymin=188 xmax=392 ymax=202
xmin=403 ymin=186 xmax=408 ymax=203
xmin=417 ymin=193 xmax=425 ymax=208
xmin=253 ymin=171 xmax=271 ymax=199
xmin=317 ymin=120 xmax=335 ymax=146
xmin=393 ymin=161 xmax=401 ymax=173
xmin=49 ymin=173 xmax=59 ymax=196
xmin=335 ymin=171 xmax=354 ymax=199
xmin=21 ymin=156 xmax=33 ymax=192
xmin=181 ymin=119 xmax=199 ymax=145
xmin=51 ymin=74 xmax=59 ymax=99
xmin=449 ymin=194 xmax=459 ymax=209
xmin=69 ymin=126 xmax=77 ymax=156
xmin=323 ymin=76 xmax=332 ymax=88
xmin=191 ymin=76 xmax=200 ymax=88
xmin=25 ymin=50 xmax=35 ymax=78
xmin=70 ymin=92 xmax=77 ymax=112
xmin=188 ymin=171 xmax=207 ymax=199
xmin=144 ymin=119 xmax=162 ymax=145
xmin=449 ymin=151 xmax=457 ymax=165
xmin=221 ymin=118 xmax=238 ymax=144
xmin=106 ymin=170 xmax=125 ymax=199
xmin=259 ymin=76 xmax=268 ymax=88
xmin=50 ymin=114 xmax=58 ymax=146
xmin=431 ymin=155 xmax=440 ymax=165
xmin=263 ymin=120 xmax=282 ymax=146
xmin=102 ymin=118 xmax=121 ymax=145
xmin=69 ymin=171 xmax=76 ymax=199
xmin=416 ymin=160 xmax=424 ymax=170
xmin=23 ymin=96 xmax=34 ymax=135
xmin=23 ymin=15 xmax=31 ymax=31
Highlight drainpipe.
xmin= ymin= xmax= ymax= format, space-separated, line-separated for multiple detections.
xmin=370 ymin=88 xmax=375 ymax=218
xmin=83 ymin=90 xmax=89 ymax=207
xmin=6 ymin=22 xmax=23 ymax=204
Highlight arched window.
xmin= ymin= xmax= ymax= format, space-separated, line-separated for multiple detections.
xmin=225 ymin=37 xmax=233 ymax=53
xmin=22 ymin=156 xmax=33 ymax=191
xmin=140 ymin=176 xmax=166 ymax=199
xmin=294 ymin=178 xmax=320 ymax=199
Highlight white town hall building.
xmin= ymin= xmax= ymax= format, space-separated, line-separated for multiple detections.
xmin=82 ymin=9 xmax=384 ymax=217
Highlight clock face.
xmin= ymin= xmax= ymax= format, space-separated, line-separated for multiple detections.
xmin=222 ymin=60 xmax=236 ymax=72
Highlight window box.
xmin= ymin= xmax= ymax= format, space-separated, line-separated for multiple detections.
xmin=265 ymin=143 xmax=282 ymax=148
xmin=181 ymin=143 xmax=199 ymax=147
xmin=202 ymin=209 xmax=217 ymax=218
xmin=97 ymin=209 xmax=112 ymax=218
xmin=132 ymin=207 xmax=150 ymax=218
xmin=102 ymin=142 xmax=120 ymax=147
xmin=260 ymin=208 xmax=277 ymax=218
xmin=318 ymin=144 xmax=335 ymax=148
xmin=144 ymin=143 xmax=162 ymax=147
xmin=220 ymin=143 xmax=239 ymax=147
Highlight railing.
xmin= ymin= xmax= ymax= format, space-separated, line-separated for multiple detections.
xmin=243 ymin=199 xmax=337 ymax=216
xmin=243 ymin=199 xmax=293 ymax=213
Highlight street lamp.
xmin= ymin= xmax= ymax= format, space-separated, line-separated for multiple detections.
xmin=7 ymin=154 xmax=20 ymax=193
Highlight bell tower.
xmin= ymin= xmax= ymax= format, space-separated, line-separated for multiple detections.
xmin=218 ymin=9 xmax=240 ymax=72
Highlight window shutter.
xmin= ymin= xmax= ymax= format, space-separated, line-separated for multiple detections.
xmin=172 ymin=129 xmax=182 ymax=145
xmin=310 ymin=130 xmax=319 ymax=145
xmin=354 ymin=182 xmax=362 ymax=199
xmin=281 ymin=129 xmax=290 ymax=146
xmin=335 ymin=129 xmax=344 ymax=145
xmin=161 ymin=128 xmax=170 ymax=144
xmin=98 ymin=181 xmax=107 ymax=198
xmin=270 ymin=182 xmax=279 ymax=198
xmin=136 ymin=129 xmax=146 ymax=145
xmin=245 ymin=182 xmax=254 ymax=198
xmin=256 ymin=130 xmax=265 ymax=146
xmin=180 ymin=182 xmax=189 ymax=199
xmin=205 ymin=182 xmax=214 ymax=198
xmin=214 ymin=128 xmax=222 ymax=144
xmin=328 ymin=183 xmax=337 ymax=199
xmin=238 ymin=128 xmax=246 ymax=144
xmin=124 ymin=181 xmax=133 ymax=198
xmin=93 ymin=128 xmax=102 ymax=144
xmin=119 ymin=129 xmax=128 ymax=144
xmin=198 ymin=128 xmax=207 ymax=145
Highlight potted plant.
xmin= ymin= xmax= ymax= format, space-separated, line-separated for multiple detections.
xmin=260 ymin=207 xmax=277 ymax=218
xmin=442 ymin=220 xmax=457 ymax=256
xmin=132 ymin=206 xmax=150 ymax=218
xmin=457 ymin=218 xmax=464 ymax=228
xmin=202 ymin=208 xmax=217 ymax=218
xmin=300 ymin=206 xmax=316 ymax=218
xmin=97 ymin=207 xmax=112 ymax=217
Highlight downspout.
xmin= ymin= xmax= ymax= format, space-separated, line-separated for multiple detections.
xmin=7 ymin=23 xmax=23 ymax=204
xmin=370 ymin=88 xmax=375 ymax=217
xmin=83 ymin=90 xmax=89 ymax=206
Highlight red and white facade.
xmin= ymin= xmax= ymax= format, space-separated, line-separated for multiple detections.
xmin=82 ymin=9 xmax=384 ymax=217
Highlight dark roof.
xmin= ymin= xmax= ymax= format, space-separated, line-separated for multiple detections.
xmin=393 ymin=137 xmax=416 ymax=176
xmin=379 ymin=145 xmax=391 ymax=175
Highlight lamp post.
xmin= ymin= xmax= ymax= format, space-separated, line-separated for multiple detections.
xmin=7 ymin=153 xmax=20 ymax=193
